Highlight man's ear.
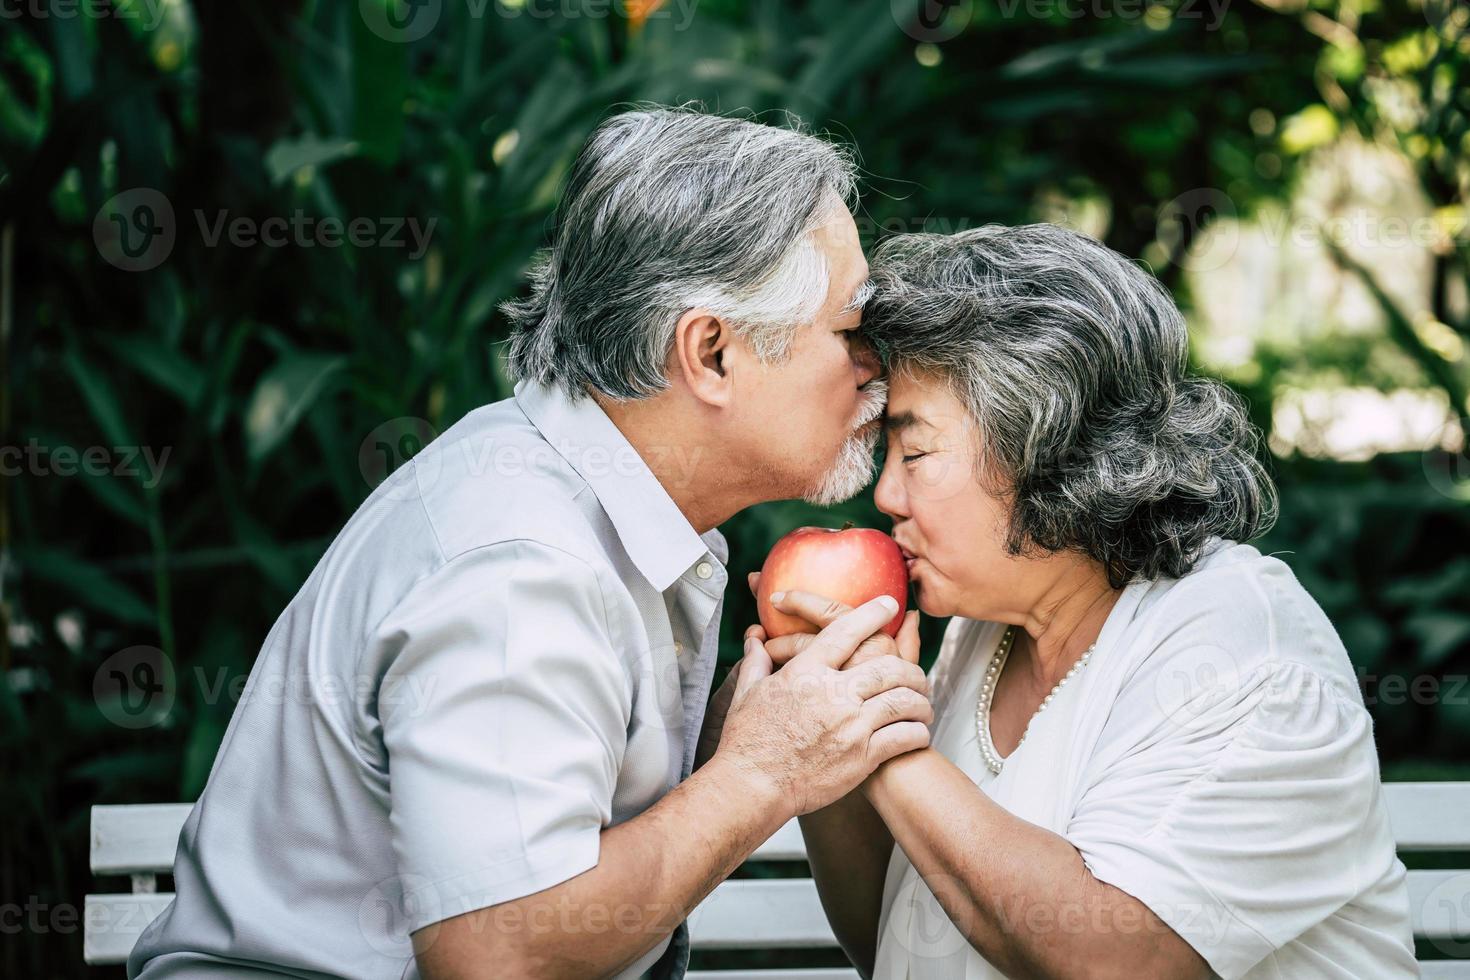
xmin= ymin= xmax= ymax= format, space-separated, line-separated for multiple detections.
xmin=670 ymin=307 xmax=735 ymax=408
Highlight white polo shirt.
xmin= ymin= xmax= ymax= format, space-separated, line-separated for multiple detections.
xmin=128 ymin=380 xmax=729 ymax=980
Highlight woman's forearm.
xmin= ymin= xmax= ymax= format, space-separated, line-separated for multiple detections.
xmin=862 ymin=749 xmax=1207 ymax=980
xmin=799 ymin=788 xmax=895 ymax=978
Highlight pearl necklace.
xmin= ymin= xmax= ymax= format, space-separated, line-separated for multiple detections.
xmin=975 ymin=625 xmax=1095 ymax=776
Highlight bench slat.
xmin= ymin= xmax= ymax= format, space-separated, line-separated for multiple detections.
xmin=92 ymin=785 xmax=1470 ymax=876
xmin=689 ymin=880 xmax=836 ymax=949
xmin=1384 ymin=784 xmax=1470 ymax=851
xmin=751 ymin=819 xmax=806 ymax=862
xmin=81 ymin=873 xmax=1470 ymax=966
xmin=1421 ymin=963 xmax=1470 ymax=979
xmin=82 ymin=893 xmax=173 ymax=965
xmin=91 ymin=803 xmax=192 ymax=875
xmin=1407 ymin=870 xmax=1470 ymax=941
xmin=86 ymin=784 xmax=1470 ymax=970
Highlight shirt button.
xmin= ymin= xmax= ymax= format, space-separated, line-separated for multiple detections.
xmin=695 ymin=561 xmax=713 ymax=580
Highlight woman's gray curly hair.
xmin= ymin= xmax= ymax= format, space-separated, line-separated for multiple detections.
xmin=861 ymin=223 xmax=1278 ymax=588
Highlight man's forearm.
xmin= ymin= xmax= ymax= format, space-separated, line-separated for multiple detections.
xmin=798 ymin=788 xmax=894 ymax=978
xmin=415 ymin=754 xmax=791 ymax=980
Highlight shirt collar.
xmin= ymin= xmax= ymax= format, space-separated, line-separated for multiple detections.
xmin=513 ymin=379 xmax=726 ymax=593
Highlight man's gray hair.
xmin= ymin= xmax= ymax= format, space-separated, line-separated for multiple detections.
xmin=502 ymin=106 xmax=858 ymax=400
xmin=862 ymin=223 xmax=1278 ymax=587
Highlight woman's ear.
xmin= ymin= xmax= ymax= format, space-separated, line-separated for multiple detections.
xmin=670 ymin=307 xmax=734 ymax=408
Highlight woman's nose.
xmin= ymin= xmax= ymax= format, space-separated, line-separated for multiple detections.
xmin=874 ymin=454 xmax=907 ymax=519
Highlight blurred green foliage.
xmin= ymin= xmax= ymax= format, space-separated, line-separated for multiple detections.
xmin=1 ymin=0 xmax=1468 ymax=973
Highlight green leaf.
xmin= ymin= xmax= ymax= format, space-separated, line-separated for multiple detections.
xmin=264 ymin=135 xmax=361 ymax=187
xmin=244 ymin=352 xmax=347 ymax=463
xmin=350 ymin=1 xmax=406 ymax=164
xmin=67 ymin=749 xmax=178 ymax=786
xmin=181 ymin=710 xmax=228 ymax=799
xmin=63 ymin=348 xmax=135 ymax=449
xmin=96 ymin=335 xmax=206 ymax=406
xmin=18 ymin=548 xmax=156 ymax=626
xmin=77 ymin=466 xmax=151 ymax=527
xmin=1405 ymin=612 xmax=1470 ymax=667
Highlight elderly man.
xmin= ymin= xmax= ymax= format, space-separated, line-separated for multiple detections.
xmin=127 ymin=108 xmax=931 ymax=980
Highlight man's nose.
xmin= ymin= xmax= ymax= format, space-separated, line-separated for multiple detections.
xmin=852 ymin=340 xmax=881 ymax=387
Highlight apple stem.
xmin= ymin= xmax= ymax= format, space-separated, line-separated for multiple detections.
xmin=840 ymin=521 xmax=855 ymax=531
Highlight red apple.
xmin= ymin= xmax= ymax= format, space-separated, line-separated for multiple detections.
xmin=756 ymin=523 xmax=909 ymax=639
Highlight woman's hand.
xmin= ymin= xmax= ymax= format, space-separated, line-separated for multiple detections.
xmin=748 ymin=571 xmax=920 ymax=670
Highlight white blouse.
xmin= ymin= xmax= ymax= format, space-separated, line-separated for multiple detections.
xmin=873 ymin=539 xmax=1418 ymax=979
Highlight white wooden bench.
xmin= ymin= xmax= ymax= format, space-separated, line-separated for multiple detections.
xmin=87 ymin=783 xmax=1470 ymax=976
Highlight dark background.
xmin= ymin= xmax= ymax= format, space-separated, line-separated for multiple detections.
xmin=3 ymin=0 xmax=1468 ymax=973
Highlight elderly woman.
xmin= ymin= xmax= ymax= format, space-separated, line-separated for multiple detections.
xmin=747 ymin=225 xmax=1416 ymax=979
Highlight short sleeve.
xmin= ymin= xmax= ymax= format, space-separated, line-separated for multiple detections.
xmin=373 ymin=539 xmax=631 ymax=933
xmin=1067 ymin=660 xmax=1389 ymax=979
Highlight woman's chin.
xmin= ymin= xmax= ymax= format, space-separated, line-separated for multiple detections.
xmin=908 ymin=572 xmax=946 ymax=618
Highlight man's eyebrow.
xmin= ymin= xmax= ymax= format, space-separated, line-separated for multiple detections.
xmin=839 ymin=277 xmax=875 ymax=316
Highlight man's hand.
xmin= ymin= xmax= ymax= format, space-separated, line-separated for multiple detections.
xmin=713 ymin=590 xmax=931 ymax=819
xmin=694 ymin=656 xmax=744 ymax=771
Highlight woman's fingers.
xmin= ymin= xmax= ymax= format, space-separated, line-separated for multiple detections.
xmin=747 ymin=571 xmax=761 ymax=597
xmin=860 ymin=686 xmax=933 ymax=730
xmin=734 ymin=633 xmax=774 ymax=699
xmin=849 ymin=655 xmax=929 ymax=700
xmin=763 ymin=632 xmax=814 ymax=666
xmin=769 ymin=589 xmax=852 ymax=629
xmin=867 ymin=721 xmax=931 ymax=766
xmin=897 ymin=610 xmax=921 ymax=665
